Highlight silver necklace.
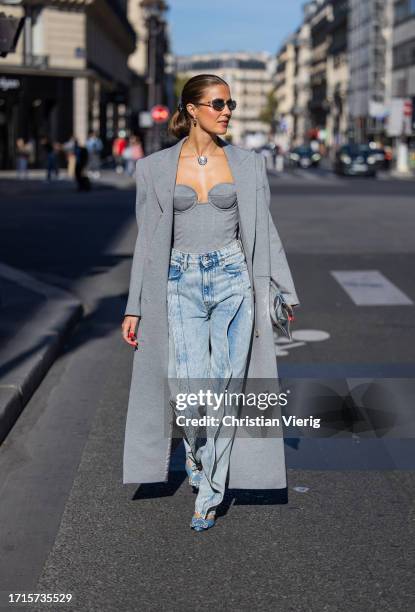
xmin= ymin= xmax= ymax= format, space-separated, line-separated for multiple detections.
xmin=187 ymin=140 xmax=218 ymax=166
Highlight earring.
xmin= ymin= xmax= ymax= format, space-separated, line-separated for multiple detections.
xmin=192 ymin=117 xmax=197 ymax=127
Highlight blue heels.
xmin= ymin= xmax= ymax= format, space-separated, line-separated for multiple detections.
xmin=190 ymin=510 xmax=216 ymax=532
xmin=185 ymin=455 xmax=202 ymax=489
xmin=185 ymin=455 xmax=217 ymax=531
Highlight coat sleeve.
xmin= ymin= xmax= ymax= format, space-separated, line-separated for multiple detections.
xmin=258 ymin=154 xmax=300 ymax=307
xmin=124 ymin=158 xmax=148 ymax=317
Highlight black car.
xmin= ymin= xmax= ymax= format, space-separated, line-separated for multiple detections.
xmin=335 ymin=144 xmax=378 ymax=177
xmin=288 ymin=146 xmax=321 ymax=169
xmin=370 ymin=147 xmax=393 ymax=170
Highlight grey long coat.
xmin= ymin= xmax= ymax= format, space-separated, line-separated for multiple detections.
xmin=123 ymin=135 xmax=300 ymax=489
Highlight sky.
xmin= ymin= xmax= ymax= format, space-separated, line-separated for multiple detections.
xmin=168 ymin=0 xmax=306 ymax=57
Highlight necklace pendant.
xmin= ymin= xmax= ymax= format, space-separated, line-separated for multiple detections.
xmin=198 ymin=156 xmax=208 ymax=166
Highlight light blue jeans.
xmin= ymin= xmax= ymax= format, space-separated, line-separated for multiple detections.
xmin=167 ymin=237 xmax=253 ymax=517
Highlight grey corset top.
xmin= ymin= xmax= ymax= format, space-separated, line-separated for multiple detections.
xmin=172 ymin=182 xmax=239 ymax=253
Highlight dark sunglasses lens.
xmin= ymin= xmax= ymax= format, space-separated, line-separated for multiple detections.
xmin=212 ymin=99 xmax=226 ymax=111
xmin=212 ymin=99 xmax=236 ymax=111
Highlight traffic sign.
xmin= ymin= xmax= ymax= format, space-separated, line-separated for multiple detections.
xmin=151 ymin=105 xmax=170 ymax=124
xmin=403 ymin=99 xmax=412 ymax=117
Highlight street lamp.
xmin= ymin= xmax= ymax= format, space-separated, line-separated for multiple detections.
xmin=140 ymin=0 xmax=168 ymax=154
xmin=0 ymin=0 xmax=37 ymax=64
xmin=0 ymin=1 xmax=24 ymax=58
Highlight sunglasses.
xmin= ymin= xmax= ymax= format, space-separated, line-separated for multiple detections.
xmin=195 ymin=98 xmax=237 ymax=112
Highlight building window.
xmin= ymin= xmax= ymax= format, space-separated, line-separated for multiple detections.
xmin=394 ymin=0 xmax=415 ymax=24
xmin=393 ymin=37 xmax=415 ymax=69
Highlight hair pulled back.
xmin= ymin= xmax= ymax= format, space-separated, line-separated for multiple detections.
xmin=168 ymin=74 xmax=229 ymax=140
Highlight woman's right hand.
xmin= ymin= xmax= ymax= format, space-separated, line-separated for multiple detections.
xmin=122 ymin=315 xmax=140 ymax=348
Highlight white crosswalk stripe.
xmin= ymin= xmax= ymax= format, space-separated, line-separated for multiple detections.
xmin=331 ymin=270 xmax=414 ymax=306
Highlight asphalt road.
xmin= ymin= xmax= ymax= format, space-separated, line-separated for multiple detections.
xmin=0 ymin=169 xmax=414 ymax=611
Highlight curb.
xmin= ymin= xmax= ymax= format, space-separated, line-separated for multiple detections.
xmin=0 ymin=170 xmax=135 ymax=193
xmin=0 ymin=263 xmax=84 ymax=444
xmin=389 ymin=170 xmax=415 ymax=180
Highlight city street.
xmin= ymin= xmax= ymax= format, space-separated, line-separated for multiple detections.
xmin=0 ymin=169 xmax=414 ymax=611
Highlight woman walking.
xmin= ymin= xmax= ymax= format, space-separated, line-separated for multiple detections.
xmin=122 ymin=74 xmax=300 ymax=532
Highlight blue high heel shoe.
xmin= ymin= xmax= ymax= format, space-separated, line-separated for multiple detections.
xmin=185 ymin=456 xmax=202 ymax=489
xmin=190 ymin=510 xmax=216 ymax=532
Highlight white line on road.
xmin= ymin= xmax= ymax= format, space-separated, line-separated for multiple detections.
xmin=331 ymin=270 xmax=413 ymax=306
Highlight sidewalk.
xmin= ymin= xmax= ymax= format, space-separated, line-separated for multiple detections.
xmin=389 ymin=168 xmax=415 ymax=180
xmin=0 ymin=167 xmax=138 ymax=445
xmin=0 ymin=263 xmax=83 ymax=443
xmin=0 ymin=169 xmax=135 ymax=196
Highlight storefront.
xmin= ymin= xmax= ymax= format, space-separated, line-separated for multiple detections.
xmin=0 ymin=71 xmax=73 ymax=169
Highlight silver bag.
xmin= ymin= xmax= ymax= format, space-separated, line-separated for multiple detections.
xmin=269 ymin=278 xmax=294 ymax=341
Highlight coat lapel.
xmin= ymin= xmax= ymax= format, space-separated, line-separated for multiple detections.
xmin=148 ymin=135 xmax=257 ymax=262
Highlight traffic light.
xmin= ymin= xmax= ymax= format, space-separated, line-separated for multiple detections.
xmin=0 ymin=12 xmax=24 ymax=58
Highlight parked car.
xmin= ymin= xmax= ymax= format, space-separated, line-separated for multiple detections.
xmin=370 ymin=146 xmax=393 ymax=170
xmin=335 ymin=144 xmax=378 ymax=177
xmin=288 ymin=146 xmax=321 ymax=169
xmin=371 ymin=148 xmax=386 ymax=167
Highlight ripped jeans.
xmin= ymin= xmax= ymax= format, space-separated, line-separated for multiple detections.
xmin=167 ymin=238 xmax=253 ymax=518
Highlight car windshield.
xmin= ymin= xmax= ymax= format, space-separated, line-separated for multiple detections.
xmin=294 ymin=147 xmax=313 ymax=155
xmin=341 ymin=145 xmax=371 ymax=156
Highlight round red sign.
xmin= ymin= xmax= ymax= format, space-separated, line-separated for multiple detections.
xmin=151 ymin=105 xmax=170 ymax=123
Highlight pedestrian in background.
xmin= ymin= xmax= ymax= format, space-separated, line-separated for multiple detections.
xmin=63 ymin=135 xmax=77 ymax=178
xmin=112 ymin=131 xmax=128 ymax=174
xmin=269 ymin=141 xmax=277 ymax=169
xmin=86 ymin=130 xmax=103 ymax=179
xmin=15 ymin=138 xmax=30 ymax=179
xmin=74 ymin=141 xmax=90 ymax=191
xmin=40 ymin=136 xmax=59 ymax=182
xmin=122 ymin=134 xmax=144 ymax=176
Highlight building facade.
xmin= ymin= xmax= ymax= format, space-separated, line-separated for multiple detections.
xmin=392 ymin=0 xmax=415 ymax=100
xmin=292 ymin=21 xmax=312 ymax=147
xmin=0 ymin=0 xmax=137 ymax=169
xmin=308 ymin=0 xmax=331 ymax=138
xmin=326 ymin=0 xmax=349 ymax=147
xmin=275 ymin=34 xmax=297 ymax=150
xmin=274 ymin=0 xmax=349 ymax=150
xmin=347 ymin=0 xmax=394 ymax=142
xmin=390 ymin=0 xmax=415 ymax=170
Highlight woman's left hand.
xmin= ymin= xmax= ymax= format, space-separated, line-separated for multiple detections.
xmin=285 ymin=304 xmax=295 ymax=319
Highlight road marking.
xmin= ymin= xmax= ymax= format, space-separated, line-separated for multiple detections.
xmin=331 ymin=270 xmax=413 ymax=305
xmin=274 ymin=329 xmax=330 ymax=356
